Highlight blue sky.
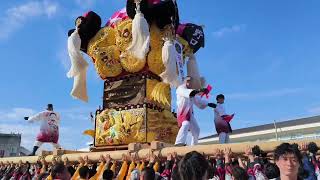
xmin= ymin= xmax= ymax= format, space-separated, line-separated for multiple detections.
xmin=0 ymin=0 xmax=319 ymax=151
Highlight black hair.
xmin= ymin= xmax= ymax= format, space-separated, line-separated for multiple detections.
xmin=231 ymin=166 xmax=248 ymax=180
xmin=79 ymin=166 xmax=90 ymax=179
xmin=274 ymin=143 xmax=302 ymax=163
xmin=47 ymin=104 xmax=53 ymax=110
xmin=178 ymin=151 xmax=208 ymax=180
xmin=89 ymin=163 xmax=97 ymax=178
xmin=141 ymin=166 xmax=155 ymax=180
xmin=298 ymin=166 xmax=309 ymax=180
xmin=252 ymin=145 xmax=262 ymax=157
xmin=171 ymin=164 xmax=181 ymax=180
xmin=102 ymin=169 xmax=114 ymax=180
xmin=308 ymin=142 xmax=319 ymax=155
xmin=68 ymin=29 xmax=75 ymax=37
xmin=37 ymin=172 xmax=50 ymax=180
xmin=51 ymin=162 xmax=66 ymax=179
xmin=67 ymin=166 xmax=76 ymax=176
xmin=231 ymin=159 xmax=239 ymax=167
xmin=264 ymin=163 xmax=280 ymax=179
xmin=216 ymin=94 xmax=225 ymax=101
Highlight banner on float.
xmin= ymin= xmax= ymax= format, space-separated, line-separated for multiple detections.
xmin=174 ymin=40 xmax=184 ymax=83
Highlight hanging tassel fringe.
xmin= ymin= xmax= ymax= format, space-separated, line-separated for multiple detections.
xmin=160 ymin=40 xmax=180 ymax=88
xmin=67 ymin=30 xmax=89 ymax=102
xmin=127 ymin=2 xmax=150 ymax=60
xmin=187 ymin=53 xmax=202 ymax=89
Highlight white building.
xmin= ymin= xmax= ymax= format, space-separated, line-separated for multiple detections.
xmin=199 ymin=115 xmax=320 ymax=144
xmin=0 ymin=133 xmax=30 ymax=157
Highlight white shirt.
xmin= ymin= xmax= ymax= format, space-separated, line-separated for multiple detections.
xmin=214 ymin=103 xmax=226 ymax=119
xmin=28 ymin=110 xmax=60 ymax=133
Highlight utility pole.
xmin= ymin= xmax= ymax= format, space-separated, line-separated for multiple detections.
xmin=273 ymin=120 xmax=278 ymax=141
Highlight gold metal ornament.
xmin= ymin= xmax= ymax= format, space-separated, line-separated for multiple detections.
xmin=94 ymin=45 xmax=123 ymax=78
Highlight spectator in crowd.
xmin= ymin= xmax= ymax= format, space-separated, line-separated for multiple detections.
xmin=274 ymin=143 xmax=302 ymax=180
xmin=1 ymin=142 xmax=320 ymax=180
xmin=178 ymin=151 xmax=208 ymax=180
xmin=102 ymin=169 xmax=114 ymax=180
xmin=79 ymin=166 xmax=90 ymax=180
xmin=140 ymin=167 xmax=155 ymax=180
xmin=50 ymin=162 xmax=71 ymax=180
xmin=264 ymin=163 xmax=280 ymax=179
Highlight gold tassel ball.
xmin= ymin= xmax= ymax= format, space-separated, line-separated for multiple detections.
xmin=120 ymin=51 xmax=146 ymax=73
xmin=87 ymin=27 xmax=116 ymax=58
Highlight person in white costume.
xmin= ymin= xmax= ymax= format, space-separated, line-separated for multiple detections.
xmin=214 ymin=94 xmax=233 ymax=144
xmin=24 ymin=104 xmax=61 ymax=156
xmin=175 ymin=76 xmax=216 ymax=146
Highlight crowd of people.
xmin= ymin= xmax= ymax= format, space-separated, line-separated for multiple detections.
xmin=1 ymin=142 xmax=320 ymax=180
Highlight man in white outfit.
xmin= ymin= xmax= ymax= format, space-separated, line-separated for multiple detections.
xmin=214 ymin=94 xmax=233 ymax=144
xmin=175 ymin=76 xmax=216 ymax=146
xmin=24 ymin=104 xmax=61 ymax=155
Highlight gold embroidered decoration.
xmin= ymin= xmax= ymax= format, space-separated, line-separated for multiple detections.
xmin=120 ymin=52 xmax=146 ymax=73
xmin=115 ymin=19 xmax=133 ymax=52
xmin=151 ymin=82 xmax=171 ymax=107
xmin=87 ymin=26 xmax=116 ymax=58
xmin=94 ymin=45 xmax=123 ymax=78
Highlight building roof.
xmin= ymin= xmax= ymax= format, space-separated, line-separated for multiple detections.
xmin=19 ymin=146 xmax=31 ymax=155
xmin=199 ymin=115 xmax=320 ymax=140
xmin=0 ymin=133 xmax=21 ymax=138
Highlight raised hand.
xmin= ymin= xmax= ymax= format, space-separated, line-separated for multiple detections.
xmin=83 ymin=155 xmax=89 ymax=165
xmin=238 ymin=157 xmax=247 ymax=169
xmin=167 ymin=153 xmax=173 ymax=161
xmin=245 ymin=146 xmax=254 ymax=162
xmin=199 ymin=88 xmax=209 ymax=94
xmin=63 ymin=157 xmax=69 ymax=166
xmin=149 ymin=153 xmax=157 ymax=163
xmin=214 ymin=148 xmax=222 ymax=158
xmin=224 ymin=147 xmax=232 ymax=163
xmin=122 ymin=153 xmax=128 ymax=162
xmin=78 ymin=156 xmax=85 ymax=165
xmin=105 ymin=154 xmax=111 ymax=163
xmin=99 ymin=154 xmax=105 ymax=163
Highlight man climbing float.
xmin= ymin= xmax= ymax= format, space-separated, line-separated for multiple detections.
xmin=24 ymin=104 xmax=61 ymax=156
xmin=175 ymin=76 xmax=216 ymax=146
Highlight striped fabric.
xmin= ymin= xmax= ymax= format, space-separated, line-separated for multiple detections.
xmin=106 ymin=8 xmax=129 ymax=28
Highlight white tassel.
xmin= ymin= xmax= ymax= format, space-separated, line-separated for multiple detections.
xmin=187 ymin=53 xmax=202 ymax=89
xmin=67 ymin=30 xmax=89 ymax=102
xmin=127 ymin=1 xmax=150 ymax=60
xmin=200 ymin=76 xmax=206 ymax=88
xmin=160 ymin=39 xmax=180 ymax=88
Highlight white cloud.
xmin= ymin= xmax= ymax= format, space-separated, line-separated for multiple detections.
xmin=308 ymin=107 xmax=320 ymax=115
xmin=0 ymin=123 xmax=39 ymax=150
xmin=58 ymin=107 xmax=94 ymax=123
xmin=213 ymin=24 xmax=246 ymax=38
xmin=0 ymin=108 xmax=36 ymax=122
xmin=0 ymin=0 xmax=59 ymax=39
xmin=74 ymin=0 xmax=96 ymax=9
xmin=0 ymin=107 xmax=94 ymax=151
xmin=0 ymin=123 xmax=78 ymax=151
xmin=228 ymin=88 xmax=303 ymax=100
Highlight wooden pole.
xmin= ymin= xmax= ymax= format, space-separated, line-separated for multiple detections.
xmin=1 ymin=139 xmax=319 ymax=164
